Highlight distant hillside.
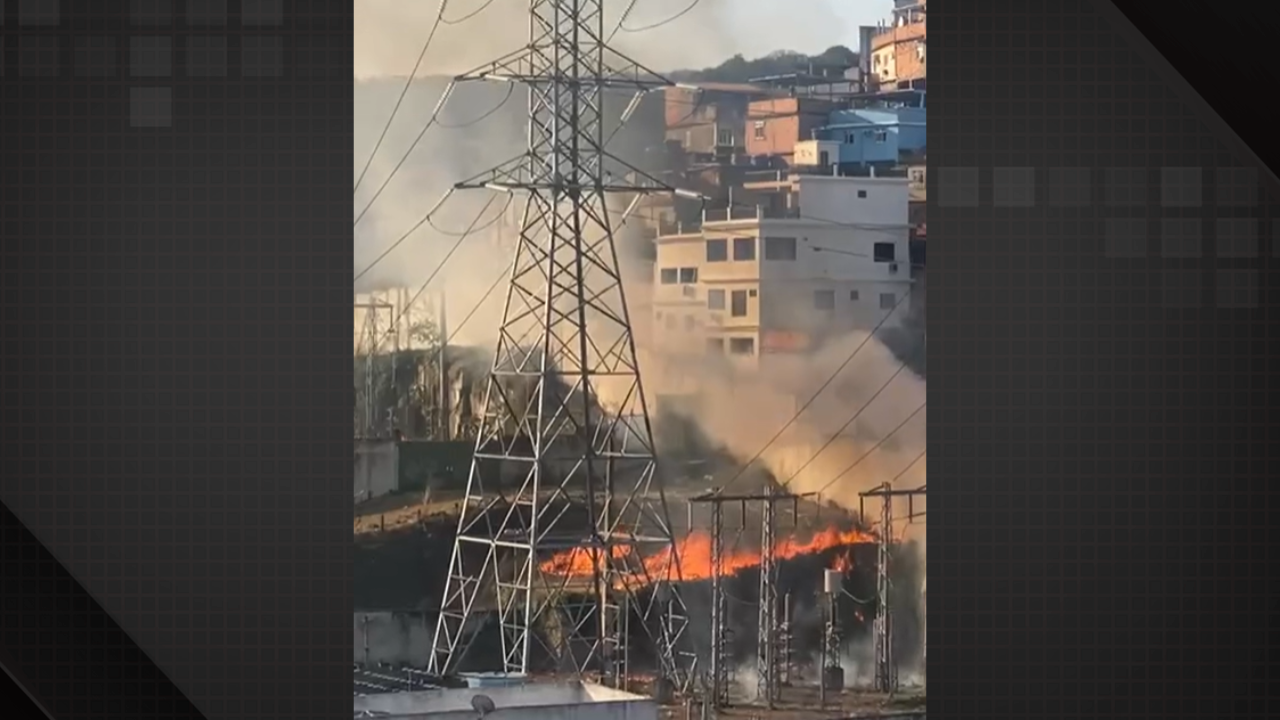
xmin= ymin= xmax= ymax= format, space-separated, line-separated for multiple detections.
xmin=670 ymin=45 xmax=858 ymax=84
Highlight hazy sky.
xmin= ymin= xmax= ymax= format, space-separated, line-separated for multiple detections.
xmin=355 ymin=0 xmax=890 ymax=79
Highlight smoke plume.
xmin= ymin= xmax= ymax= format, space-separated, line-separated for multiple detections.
xmin=354 ymin=0 xmax=858 ymax=79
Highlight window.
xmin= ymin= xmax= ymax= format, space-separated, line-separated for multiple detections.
xmin=729 ymin=337 xmax=755 ymax=355
xmin=846 ymin=132 xmax=856 ymax=144
xmin=849 ymin=290 xmax=860 ymax=301
xmin=733 ymin=237 xmax=756 ymax=261
xmin=717 ymin=128 xmax=734 ymax=146
xmin=679 ymin=267 xmax=698 ymax=283
xmin=762 ymin=237 xmax=793 ymax=258
xmin=753 ymin=121 xmax=766 ymax=140
xmin=659 ymin=268 xmax=678 ymax=284
xmin=706 ymin=337 xmax=725 ymax=354
xmin=819 ymin=151 xmax=830 ymax=167
xmin=706 ymin=289 xmax=726 ymax=311
xmin=880 ymin=292 xmax=896 ymax=310
xmin=857 ymin=190 xmax=868 ymax=199
xmin=730 ymin=290 xmax=748 ymax=317
xmin=873 ymin=242 xmax=896 ymax=262
xmin=813 ymin=289 xmax=836 ymax=310
xmin=706 ymin=239 xmax=728 ymax=262
xmin=874 ymin=130 xmax=887 ymax=143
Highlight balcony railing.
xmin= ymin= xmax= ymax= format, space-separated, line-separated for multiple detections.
xmin=701 ymin=205 xmax=802 ymax=223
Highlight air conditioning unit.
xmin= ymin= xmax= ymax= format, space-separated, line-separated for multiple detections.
xmin=681 ymin=285 xmax=697 ymax=298
xmin=889 ymin=263 xmax=900 ymax=274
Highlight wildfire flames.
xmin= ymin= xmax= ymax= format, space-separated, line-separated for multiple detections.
xmin=539 ymin=526 xmax=875 ymax=585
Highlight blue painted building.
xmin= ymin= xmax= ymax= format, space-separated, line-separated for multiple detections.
xmin=812 ymin=105 xmax=926 ymax=165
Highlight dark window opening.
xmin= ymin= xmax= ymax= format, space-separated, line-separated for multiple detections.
xmin=706 ymin=239 xmax=728 ymax=262
xmin=764 ymin=237 xmax=798 ymax=261
xmin=849 ymin=290 xmax=860 ymax=301
xmin=707 ymin=289 xmax=726 ymax=310
xmin=659 ymin=268 xmax=678 ymax=284
xmin=729 ymin=337 xmax=755 ymax=355
xmin=730 ymin=290 xmax=748 ymax=317
xmin=733 ymin=237 xmax=756 ymax=261
xmin=873 ymin=242 xmax=896 ymax=262
xmin=857 ymin=190 xmax=868 ymax=198
xmin=753 ymin=121 xmax=766 ymax=140
xmin=679 ymin=267 xmax=698 ymax=283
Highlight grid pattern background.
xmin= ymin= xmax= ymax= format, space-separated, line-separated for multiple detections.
xmin=0 ymin=2 xmax=352 ymax=720
xmin=929 ymin=0 xmax=1277 ymax=717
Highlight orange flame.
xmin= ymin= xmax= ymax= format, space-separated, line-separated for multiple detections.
xmin=538 ymin=526 xmax=874 ymax=585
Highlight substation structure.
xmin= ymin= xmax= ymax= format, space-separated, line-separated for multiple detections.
xmin=424 ymin=0 xmax=702 ymax=697
xmin=860 ymin=482 xmax=927 ymax=694
xmin=690 ymin=489 xmax=817 ymax=710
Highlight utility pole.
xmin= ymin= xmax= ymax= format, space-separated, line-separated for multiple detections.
xmin=428 ymin=0 xmax=699 ymax=691
xmin=860 ymin=483 xmax=926 ymax=694
xmin=436 ymin=292 xmax=450 ymax=441
xmin=691 ymin=489 xmax=812 ymax=709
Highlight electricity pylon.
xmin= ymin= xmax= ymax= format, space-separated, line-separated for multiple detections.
xmin=427 ymin=0 xmax=698 ymax=693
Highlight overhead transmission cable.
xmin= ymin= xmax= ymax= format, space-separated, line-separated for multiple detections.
xmin=353 ymin=0 xmax=451 ymax=195
xmin=616 ymin=0 xmax=703 ymax=34
xmin=379 ymin=192 xmax=507 ymax=338
xmin=814 ymin=403 xmax=926 ymax=497
xmin=776 ymin=354 xmax=918 ymax=492
xmin=714 ymin=289 xmax=914 ymax=496
xmin=441 ymin=0 xmax=496 ymax=24
xmin=354 ymin=84 xmax=515 ymax=229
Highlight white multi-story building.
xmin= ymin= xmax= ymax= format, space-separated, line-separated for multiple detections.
xmin=650 ymin=173 xmax=913 ymax=368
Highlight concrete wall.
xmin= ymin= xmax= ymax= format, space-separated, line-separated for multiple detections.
xmin=354 ymin=611 xmax=432 ymax=665
xmin=355 ymin=441 xmax=400 ymax=502
xmin=354 ymin=683 xmax=658 ymax=720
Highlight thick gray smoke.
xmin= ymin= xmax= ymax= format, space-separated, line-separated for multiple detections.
xmin=354 ymin=0 xmax=860 ymax=79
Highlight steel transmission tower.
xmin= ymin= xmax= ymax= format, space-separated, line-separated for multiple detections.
xmin=427 ymin=0 xmax=695 ymax=690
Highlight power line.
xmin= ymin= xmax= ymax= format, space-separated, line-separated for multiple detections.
xmin=353 ymin=86 xmax=514 ymax=229
xmin=442 ymin=0 xmax=496 ymax=24
xmin=353 ymin=0 xmax=451 ymax=195
xmin=354 ymin=190 xmax=453 ymax=284
xmin=382 ymin=193 xmax=505 ymax=337
xmin=814 ymin=403 xmax=925 ymax=497
xmin=715 ymin=289 xmax=914 ymax=496
xmin=777 ymin=355 xmax=917 ymax=492
xmin=618 ymin=0 xmax=703 ymax=33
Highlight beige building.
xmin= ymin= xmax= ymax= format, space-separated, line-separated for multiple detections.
xmin=869 ymin=2 xmax=927 ymax=91
xmin=650 ymin=174 xmax=912 ymax=373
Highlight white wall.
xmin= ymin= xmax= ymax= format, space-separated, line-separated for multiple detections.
xmin=355 ymin=441 xmax=400 ymax=502
xmin=354 ymin=612 xmax=432 ymax=665
xmin=353 ymin=683 xmax=658 ymax=720
xmin=795 ymin=175 xmax=909 ymax=227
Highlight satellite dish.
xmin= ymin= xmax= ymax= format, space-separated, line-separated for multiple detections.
xmin=471 ymin=694 xmax=497 ymax=717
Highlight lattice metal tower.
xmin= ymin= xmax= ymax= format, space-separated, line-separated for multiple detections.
xmin=873 ymin=487 xmax=897 ymax=693
xmin=355 ymin=299 xmax=393 ymax=437
xmin=427 ymin=0 xmax=693 ymax=689
xmin=756 ymin=496 xmax=778 ymax=706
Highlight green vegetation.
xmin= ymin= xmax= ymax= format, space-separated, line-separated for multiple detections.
xmin=670 ymin=45 xmax=858 ymax=84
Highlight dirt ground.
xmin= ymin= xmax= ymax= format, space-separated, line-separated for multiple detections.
xmin=354 ymin=491 xmax=460 ymax=535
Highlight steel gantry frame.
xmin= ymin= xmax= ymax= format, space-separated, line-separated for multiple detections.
xmin=860 ymin=483 xmax=926 ymax=694
xmin=426 ymin=0 xmax=699 ymax=692
xmin=690 ymin=489 xmax=812 ymax=709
